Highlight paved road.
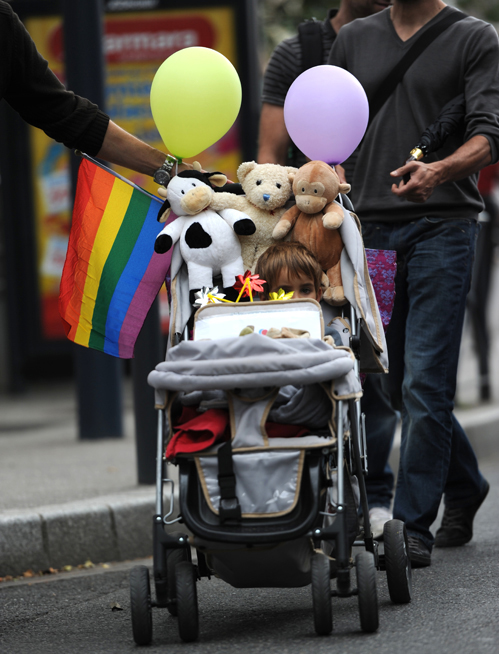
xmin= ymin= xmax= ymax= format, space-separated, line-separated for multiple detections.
xmin=1 ymin=456 xmax=498 ymax=654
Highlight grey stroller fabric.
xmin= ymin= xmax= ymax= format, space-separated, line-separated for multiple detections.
xmin=197 ymin=449 xmax=304 ymax=516
xmin=148 ymin=333 xmax=360 ymax=395
xmin=180 ymin=385 xmax=331 ymax=429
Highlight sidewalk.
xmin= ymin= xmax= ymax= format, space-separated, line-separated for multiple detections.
xmin=1 ymin=286 xmax=499 ymax=576
xmin=0 ymin=378 xmax=170 ymax=577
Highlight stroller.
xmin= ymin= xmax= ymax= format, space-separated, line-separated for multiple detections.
xmin=129 ymin=201 xmax=412 ymax=644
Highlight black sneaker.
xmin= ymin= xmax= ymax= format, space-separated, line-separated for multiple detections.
xmin=407 ymin=536 xmax=431 ymax=568
xmin=435 ymin=481 xmax=490 ymax=548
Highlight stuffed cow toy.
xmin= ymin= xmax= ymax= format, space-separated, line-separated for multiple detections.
xmin=154 ymin=170 xmax=255 ymax=290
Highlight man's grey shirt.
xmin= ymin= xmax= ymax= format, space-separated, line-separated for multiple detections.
xmin=328 ymin=7 xmax=499 ymax=222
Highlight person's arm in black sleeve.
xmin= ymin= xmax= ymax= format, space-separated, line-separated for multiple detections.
xmin=3 ymin=4 xmax=108 ymax=155
xmin=1 ymin=2 xmax=190 ymax=176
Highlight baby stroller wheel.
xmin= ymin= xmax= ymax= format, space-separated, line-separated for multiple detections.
xmin=175 ymin=561 xmax=199 ymax=642
xmin=166 ymin=545 xmax=190 ymax=616
xmin=130 ymin=565 xmax=153 ymax=645
xmin=311 ymin=552 xmax=333 ymax=635
xmin=355 ymin=552 xmax=379 ymax=633
xmin=383 ymin=519 xmax=412 ymax=604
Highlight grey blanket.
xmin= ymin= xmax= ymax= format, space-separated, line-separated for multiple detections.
xmin=148 ymin=333 xmax=360 ymax=395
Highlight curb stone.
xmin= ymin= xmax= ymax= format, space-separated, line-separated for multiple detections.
xmin=0 ymin=487 xmax=179 ymax=577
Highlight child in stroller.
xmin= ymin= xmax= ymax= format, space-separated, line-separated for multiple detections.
xmin=255 ymin=240 xmax=345 ymax=347
xmin=256 ymin=241 xmax=324 ymax=302
xmin=129 ymin=198 xmax=412 ymax=645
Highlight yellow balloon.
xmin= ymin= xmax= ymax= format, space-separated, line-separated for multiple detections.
xmin=150 ymin=47 xmax=242 ymax=159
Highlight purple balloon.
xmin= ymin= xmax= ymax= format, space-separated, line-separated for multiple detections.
xmin=284 ymin=65 xmax=369 ymax=165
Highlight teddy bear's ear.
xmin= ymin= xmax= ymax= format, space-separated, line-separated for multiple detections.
xmin=192 ymin=161 xmax=202 ymax=171
xmin=157 ymin=187 xmax=168 ymax=198
xmin=237 ymin=161 xmax=257 ymax=182
xmin=288 ymin=172 xmax=296 ymax=184
xmin=208 ymin=173 xmax=228 ymax=188
xmin=339 ymin=183 xmax=351 ymax=194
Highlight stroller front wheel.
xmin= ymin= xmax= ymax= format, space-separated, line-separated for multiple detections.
xmin=355 ymin=551 xmax=379 ymax=633
xmin=130 ymin=565 xmax=153 ymax=645
xmin=311 ymin=552 xmax=333 ymax=635
xmin=175 ymin=561 xmax=199 ymax=642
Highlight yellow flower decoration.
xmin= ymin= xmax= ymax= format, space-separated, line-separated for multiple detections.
xmin=269 ymin=288 xmax=294 ymax=301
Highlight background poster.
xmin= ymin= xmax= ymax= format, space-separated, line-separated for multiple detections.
xmin=26 ymin=7 xmax=242 ymax=339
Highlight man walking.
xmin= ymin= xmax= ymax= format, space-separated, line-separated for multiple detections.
xmin=257 ymin=0 xmax=399 ymax=541
xmin=328 ymin=0 xmax=498 ymax=566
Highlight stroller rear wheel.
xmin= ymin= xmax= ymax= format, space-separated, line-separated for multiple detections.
xmin=130 ymin=565 xmax=153 ymax=645
xmin=311 ymin=552 xmax=333 ymax=635
xmin=176 ymin=561 xmax=199 ymax=642
xmin=166 ymin=544 xmax=190 ymax=616
xmin=383 ymin=519 xmax=412 ymax=604
xmin=355 ymin=551 xmax=379 ymax=633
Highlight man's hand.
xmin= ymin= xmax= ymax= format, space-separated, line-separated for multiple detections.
xmin=390 ymin=161 xmax=442 ymax=203
xmin=178 ymin=161 xmax=194 ymax=173
xmin=391 ymin=135 xmax=491 ymax=204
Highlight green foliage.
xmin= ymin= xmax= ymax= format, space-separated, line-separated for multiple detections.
xmin=452 ymin=0 xmax=499 ymax=23
xmin=259 ymin=0 xmax=333 ymax=60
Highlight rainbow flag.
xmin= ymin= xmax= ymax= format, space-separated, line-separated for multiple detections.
xmin=59 ymin=156 xmax=172 ymax=358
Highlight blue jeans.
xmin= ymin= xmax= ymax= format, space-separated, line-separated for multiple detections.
xmin=362 ymin=217 xmax=487 ymax=549
xmin=362 ymin=374 xmax=398 ymax=510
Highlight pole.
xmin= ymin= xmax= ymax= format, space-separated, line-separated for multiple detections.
xmin=62 ymin=0 xmax=123 ymax=439
xmin=132 ymin=298 xmax=163 ymax=484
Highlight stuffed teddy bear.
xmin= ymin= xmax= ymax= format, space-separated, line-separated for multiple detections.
xmin=209 ymin=161 xmax=297 ymax=272
xmin=154 ymin=170 xmax=255 ymax=290
xmin=272 ymin=160 xmax=351 ymax=305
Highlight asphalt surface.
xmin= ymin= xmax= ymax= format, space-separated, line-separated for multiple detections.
xmin=1 ymin=452 xmax=498 ymax=654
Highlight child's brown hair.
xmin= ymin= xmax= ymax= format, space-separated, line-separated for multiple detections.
xmin=255 ymin=241 xmax=323 ymax=300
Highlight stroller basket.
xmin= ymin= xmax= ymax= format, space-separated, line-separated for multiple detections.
xmin=177 ymin=451 xmax=322 ymax=545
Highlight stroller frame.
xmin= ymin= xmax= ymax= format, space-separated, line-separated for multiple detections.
xmin=129 ymin=302 xmax=412 ymax=645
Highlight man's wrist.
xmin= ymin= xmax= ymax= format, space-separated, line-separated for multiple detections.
xmin=153 ymin=154 xmax=179 ymax=185
xmin=427 ymin=160 xmax=446 ymax=187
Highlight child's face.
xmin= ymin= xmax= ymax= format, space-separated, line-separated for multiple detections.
xmin=269 ymin=271 xmax=322 ymax=301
